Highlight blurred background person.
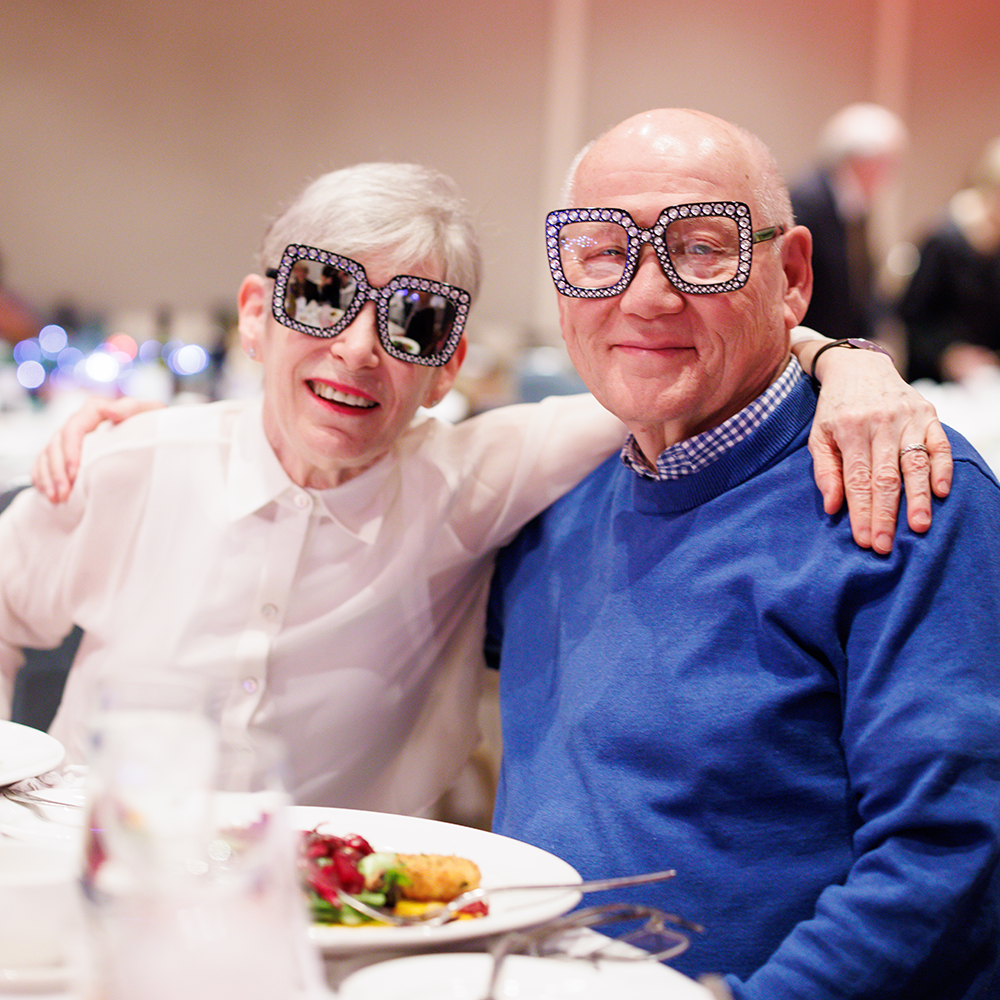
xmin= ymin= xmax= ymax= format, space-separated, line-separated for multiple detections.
xmin=790 ymin=103 xmax=908 ymax=343
xmin=899 ymin=136 xmax=1000 ymax=384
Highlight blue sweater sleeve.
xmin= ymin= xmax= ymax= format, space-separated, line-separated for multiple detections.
xmin=731 ymin=452 xmax=1000 ymax=1000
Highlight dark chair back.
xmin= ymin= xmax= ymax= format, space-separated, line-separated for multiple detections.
xmin=0 ymin=485 xmax=79 ymax=731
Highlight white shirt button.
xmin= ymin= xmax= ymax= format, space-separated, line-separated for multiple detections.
xmin=242 ymin=677 xmax=259 ymax=694
xmin=262 ymin=603 xmax=279 ymax=620
xmin=294 ymin=492 xmax=311 ymax=510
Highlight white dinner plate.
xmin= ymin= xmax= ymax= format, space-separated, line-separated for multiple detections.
xmin=0 ymin=721 xmax=65 ymax=787
xmin=336 ymin=952 xmax=713 ymax=999
xmin=291 ymin=806 xmax=583 ymax=956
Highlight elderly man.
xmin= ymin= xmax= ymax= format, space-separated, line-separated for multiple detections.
xmin=488 ymin=109 xmax=1000 ymax=999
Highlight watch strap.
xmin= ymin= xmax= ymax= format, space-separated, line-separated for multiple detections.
xmin=810 ymin=338 xmax=891 ymax=381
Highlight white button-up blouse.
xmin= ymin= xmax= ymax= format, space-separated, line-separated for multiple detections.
xmin=0 ymin=394 xmax=624 ymax=814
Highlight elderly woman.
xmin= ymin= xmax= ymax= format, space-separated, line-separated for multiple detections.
xmin=4 ymin=162 xmax=947 ymax=813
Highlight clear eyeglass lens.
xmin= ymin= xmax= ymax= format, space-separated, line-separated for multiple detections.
xmin=665 ymin=216 xmax=741 ymax=284
xmin=557 ymin=221 xmax=630 ymax=289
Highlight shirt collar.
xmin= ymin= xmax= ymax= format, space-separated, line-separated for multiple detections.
xmin=622 ymin=356 xmax=804 ymax=480
xmin=223 ymin=396 xmax=397 ymax=543
xmin=225 ymin=397 xmax=298 ymax=521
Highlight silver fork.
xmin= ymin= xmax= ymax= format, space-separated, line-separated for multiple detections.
xmin=0 ymin=790 xmax=49 ymax=819
xmin=480 ymin=902 xmax=704 ymax=1000
xmin=336 ymin=868 xmax=677 ymax=927
xmin=1 ymin=787 xmax=83 ymax=809
xmin=0 ymin=788 xmax=84 ymax=820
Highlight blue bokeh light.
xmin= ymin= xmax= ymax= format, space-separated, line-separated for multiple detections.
xmin=138 ymin=340 xmax=162 ymax=363
xmin=56 ymin=346 xmax=85 ymax=370
xmin=16 ymin=360 xmax=46 ymax=390
xmin=6 ymin=329 xmax=215 ymax=397
xmin=38 ymin=325 xmax=69 ymax=357
xmin=12 ymin=339 xmax=42 ymax=365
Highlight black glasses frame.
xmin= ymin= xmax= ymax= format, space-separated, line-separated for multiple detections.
xmin=265 ymin=244 xmax=470 ymax=367
xmin=545 ymin=201 xmax=785 ymax=298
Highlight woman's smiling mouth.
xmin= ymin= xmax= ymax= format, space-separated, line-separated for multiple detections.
xmin=308 ymin=380 xmax=378 ymax=409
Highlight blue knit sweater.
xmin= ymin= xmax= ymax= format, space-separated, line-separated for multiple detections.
xmin=488 ymin=376 xmax=1000 ymax=999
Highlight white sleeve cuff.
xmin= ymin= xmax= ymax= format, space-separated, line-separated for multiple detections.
xmin=788 ymin=325 xmax=828 ymax=346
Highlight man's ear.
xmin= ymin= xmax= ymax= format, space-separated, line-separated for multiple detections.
xmin=780 ymin=225 xmax=813 ymax=330
xmin=237 ymin=274 xmax=268 ymax=358
xmin=423 ymin=336 xmax=467 ymax=408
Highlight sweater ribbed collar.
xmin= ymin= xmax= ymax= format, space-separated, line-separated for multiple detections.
xmin=628 ymin=375 xmax=818 ymax=514
xmin=622 ymin=357 xmax=803 ymax=480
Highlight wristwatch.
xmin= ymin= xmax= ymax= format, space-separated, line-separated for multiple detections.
xmin=810 ymin=338 xmax=892 ymax=381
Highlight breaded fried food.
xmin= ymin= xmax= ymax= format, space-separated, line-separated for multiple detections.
xmin=396 ymin=853 xmax=481 ymax=902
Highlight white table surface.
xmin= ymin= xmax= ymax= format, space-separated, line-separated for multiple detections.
xmin=0 ymin=767 xmax=714 ymax=999
xmin=912 ymin=372 xmax=1000 ymax=477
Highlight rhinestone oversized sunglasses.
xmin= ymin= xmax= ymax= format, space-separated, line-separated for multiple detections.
xmin=266 ymin=245 xmax=470 ymax=366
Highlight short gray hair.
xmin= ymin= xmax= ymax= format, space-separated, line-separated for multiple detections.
xmin=816 ymin=103 xmax=908 ymax=166
xmin=259 ymin=163 xmax=483 ymax=300
xmin=732 ymin=124 xmax=795 ymax=233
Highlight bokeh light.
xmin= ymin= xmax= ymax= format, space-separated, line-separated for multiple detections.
xmin=138 ymin=340 xmax=162 ymax=363
xmin=16 ymin=360 xmax=46 ymax=390
xmin=84 ymin=350 xmax=121 ymax=384
xmin=38 ymin=325 xmax=69 ymax=357
xmin=167 ymin=344 xmax=209 ymax=376
xmin=56 ymin=346 xmax=85 ymax=371
xmin=5 ymin=328 xmax=214 ymax=398
xmin=12 ymin=339 xmax=41 ymax=365
xmin=105 ymin=333 xmax=138 ymax=360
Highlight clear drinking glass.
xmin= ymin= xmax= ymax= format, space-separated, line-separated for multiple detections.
xmin=81 ymin=676 xmax=322 ymax=999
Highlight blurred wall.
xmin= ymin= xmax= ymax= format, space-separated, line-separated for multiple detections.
xmin=2 ymin=0 xmax=998 ymax=348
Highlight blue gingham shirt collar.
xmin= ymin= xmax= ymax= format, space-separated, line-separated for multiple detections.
xmin=622 ymin=356 xmax=804 ymax=479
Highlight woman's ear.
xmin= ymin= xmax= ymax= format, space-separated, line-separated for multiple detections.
xmin=780 ymin=225 xmax=813 ymax=330
xmin=237 ymin=274 xmax=268 ymax=359
xmin=423 ymin=337 xmax=467 ymax=408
